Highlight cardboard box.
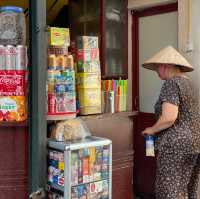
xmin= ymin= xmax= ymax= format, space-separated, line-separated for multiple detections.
xmin=77 ymin=49 xmax=99 ymax=62
xmin=76 ymin=61 xmax=101 ymax=73
xmin=77 ymin=36 xmax=98 ymax=49
xmin=77 ymin=73 xmax=101 ymax=89
xmin=49 ymin=27 xmax=70 ymax=46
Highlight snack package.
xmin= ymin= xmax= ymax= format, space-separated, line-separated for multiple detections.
xmin=51 ymin=118 xmax=91 ymax=141
xmin=49 ymin=27 xmax=70 ymax=47
xmin=0 ymin=96 xmax=26 ymax=122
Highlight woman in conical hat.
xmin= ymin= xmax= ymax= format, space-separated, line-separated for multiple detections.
xmin=141 ymin=46 xmax=200 ymax=199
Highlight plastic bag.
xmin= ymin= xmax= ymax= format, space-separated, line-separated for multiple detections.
xmin=50 ymin=118 xmax=91 ymax=141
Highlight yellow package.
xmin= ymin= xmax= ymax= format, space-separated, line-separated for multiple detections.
xmin=77 ymin=73 xmax=101 ymax=88
xmin=78 ymin=88 xmax=101 ymax=107
xmin=49 ymin=27 xmax=70 ymax=46
xmin=0 ymin=96 xmax=27 ymax=122
xmin=80 ymin=106 xmax=102 ymax=115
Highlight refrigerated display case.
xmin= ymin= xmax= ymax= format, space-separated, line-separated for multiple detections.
xmin=47 ymin=136 xmax=112 ymax=199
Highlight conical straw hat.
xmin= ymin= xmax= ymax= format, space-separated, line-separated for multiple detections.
xmin=142 ymin=46 xmax=193 ymax=72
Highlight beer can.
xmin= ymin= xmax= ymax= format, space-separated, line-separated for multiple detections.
xmin=56 ymin=55 xmax=67 ymax=70
xmin=48 ymin=54 xmax=57 ymax=70
xmin=48 ymin=93 xmax=56 ymax=114
xmin=67 ymin=55 xmax=74 ymax=69
xmin=0 ymin=45 xmax=5 ymax=70
xmin=16 ymin=45 xmax=27 ymax=70
xmin=6 ymin=45 xmax=16 ymax=70
xmin=47 ymin=70 xmax=60 ymax=83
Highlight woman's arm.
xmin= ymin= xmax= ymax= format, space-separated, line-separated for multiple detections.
xmin=142 ymin=102 xmax=178 ymax=136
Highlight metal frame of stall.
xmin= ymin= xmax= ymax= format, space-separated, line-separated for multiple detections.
xmin=29 ymin=0 xmax=47 ymax=196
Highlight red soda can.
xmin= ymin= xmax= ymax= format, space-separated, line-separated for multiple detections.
xmin=6 ymin=45 xmax=16 ymax=70
xmin=48 ymin=93 xmax=56 ymax=114
xmin=0 ymin=45 xmax=5 ymax=70
xmin=16 ymin=45 xmax=27 ymax=70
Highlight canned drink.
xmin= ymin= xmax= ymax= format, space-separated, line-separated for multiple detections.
xmin=48 ymin=82 xmax=54 ymax=94
xmin=56 ymin=93 xmax=66 ymax=113
xmin=67 ymin=55 xmax=74 ymax=69
xmin=48 ymin=93 xmax=56 ymax=114
xmin=0 ymin=45 xmax=5 ymax=70
xmin=6 ymin=45 xmax=16 ymax=70
xmin=47 ymin=70 xmax=60 ymax=83
xmin=54 ymin=84 xmax=66 ymax=94
xmin=56 ymin=55 xmax=67 ymax=70
xmin=16 ymin=45 xmax=27 ymax=70
xmin=48 ymin=54 xmax=57 ymax=70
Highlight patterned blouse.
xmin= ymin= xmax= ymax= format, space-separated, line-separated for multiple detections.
xmin=154 ymin=76 xmax=200 ymax=154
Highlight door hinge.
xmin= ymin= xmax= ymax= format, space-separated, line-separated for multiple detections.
xmin=29 ymin=188 xmax=46 ymax=199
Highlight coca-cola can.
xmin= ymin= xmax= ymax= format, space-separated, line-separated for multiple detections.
xmin=6 ymin=45 xmax=16 ymax=70
xmin=48 ymin=93 xmax=56 ymax=114
xmin=0 ymin=45 xmax=5 ymax=70
xmin=16 ymin=45 xmax=27 ymax=70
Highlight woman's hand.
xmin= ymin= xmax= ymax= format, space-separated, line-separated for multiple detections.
xmin=142 ymin=127 xmax=155 ymax=136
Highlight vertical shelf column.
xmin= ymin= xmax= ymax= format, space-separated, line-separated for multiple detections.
xmin=29 ymin=0 xmax=47 ymax=194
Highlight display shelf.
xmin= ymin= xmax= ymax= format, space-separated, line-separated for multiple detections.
xmin=0 ymin=120 xmax=28 ymax=127
xmin=47 ymin=113 xmax=77 ymax=121
xmin=71 ymin=178 xmax=109 ymax=188
xmin=48 ymin=183 xmax=64 ymax=192
xmin=79 ymin=111 xmax=138 ymax=120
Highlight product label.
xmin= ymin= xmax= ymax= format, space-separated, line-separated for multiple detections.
xmin=0 ymin=70 xmax=26 ymax=96
xmin=0 ymin=97 xmax=17 ymax=112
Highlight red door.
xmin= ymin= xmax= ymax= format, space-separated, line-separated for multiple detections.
xmin=132 ymin=3 xmax=178 ymax=198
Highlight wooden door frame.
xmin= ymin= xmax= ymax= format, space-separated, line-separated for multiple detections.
xmin=132 ymin=2 xmax=178 ymax=111
xmin=131 ymin=3 xmax=178 ymax=197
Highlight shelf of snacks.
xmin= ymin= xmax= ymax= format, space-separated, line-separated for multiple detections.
xmin=0 ymin=6 xmax=28 ymax=125
xmin=47 ymin=27 xmax=77 ymax=120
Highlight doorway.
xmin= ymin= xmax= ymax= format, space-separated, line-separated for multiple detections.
xmin=132 ymin=3 xmax=178 ymax=198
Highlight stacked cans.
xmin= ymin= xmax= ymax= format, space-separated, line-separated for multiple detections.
xmin=0 ymin=45 xmax=27 ymax=70
xmin=47 ymin=27 xmax=76 ymax=118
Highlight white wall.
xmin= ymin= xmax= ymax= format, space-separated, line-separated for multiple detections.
xmin=139 ymin=12 xmax=178 ymax=113
xmin=182 ymin=0 xmax=200 ymax=94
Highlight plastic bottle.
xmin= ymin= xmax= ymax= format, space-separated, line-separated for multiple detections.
xmin=0 ymin=6 xmax=26 ymax=45
xmin=145 ymin=135 xmax=155 ymax=157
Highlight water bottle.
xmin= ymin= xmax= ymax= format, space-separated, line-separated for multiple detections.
xmin=145 ymin=135 xmax=155 ymax=157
